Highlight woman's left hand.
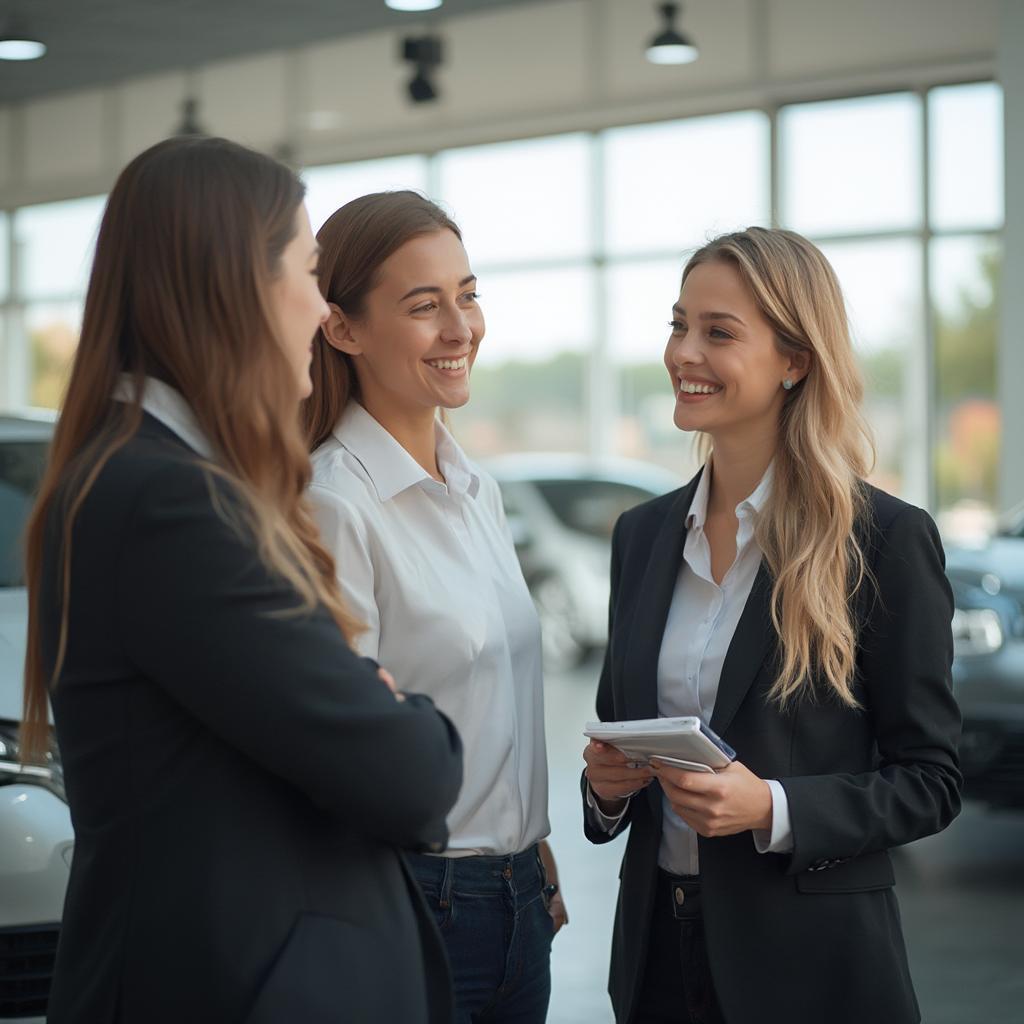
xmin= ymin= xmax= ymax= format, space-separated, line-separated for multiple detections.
xmin=547 ymin=890 xmax=569 ymax=935
xmin=538 ymin=839 xmax=568 ymax=936
xmin=650 ymin=759 xmax=773 ymax=837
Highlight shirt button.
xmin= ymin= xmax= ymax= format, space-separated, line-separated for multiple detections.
xmin=674 ymin=886 xmax=686 ymax=906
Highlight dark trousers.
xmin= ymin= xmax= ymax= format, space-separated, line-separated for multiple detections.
xmin=408 ymin=846 xmax=553 ymax=1024
xmin=632 ymin=871 xmax=726 ymax=1024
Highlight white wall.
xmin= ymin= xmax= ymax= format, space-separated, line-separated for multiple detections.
xmin=0 ymin=0 xmax=1000 ymax=208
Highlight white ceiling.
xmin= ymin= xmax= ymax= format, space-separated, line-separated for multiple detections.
xmin=0 ymin=0 xmax=534 ymax=102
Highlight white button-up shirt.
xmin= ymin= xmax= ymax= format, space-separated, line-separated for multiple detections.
xmin=308 ymin=402 xmax=550 ymax=857
xmin=590 ymin=462 xmax=792 ymax=874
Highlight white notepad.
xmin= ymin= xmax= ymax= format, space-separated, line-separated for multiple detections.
xmin=584 ymin=716 xmax=735 ymax=771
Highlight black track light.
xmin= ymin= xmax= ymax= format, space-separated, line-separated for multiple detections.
xmin=645 ymin=2 xmax=699 ymax=66
xmin=401 ymin=33 xmax=443 ymax=104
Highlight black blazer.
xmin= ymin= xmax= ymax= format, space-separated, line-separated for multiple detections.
xmin=583 ymin=471 xmax=962 ymax=1024
xmin=42 ymin=414 xmax=463 ymax=1024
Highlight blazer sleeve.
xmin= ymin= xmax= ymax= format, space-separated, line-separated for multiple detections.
xmin=116 ymin=460 xmax=463 ymax=851
xmin=780 ymin=505 xmax=962 ymax=873
xmin=582 ymin=513 xmax=635 ymax=844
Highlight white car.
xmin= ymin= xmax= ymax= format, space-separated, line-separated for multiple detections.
xmin=0 ymin=414 xmax=72 ymax=1023
xmin=484 ymin=454 xmax=681 ymax=670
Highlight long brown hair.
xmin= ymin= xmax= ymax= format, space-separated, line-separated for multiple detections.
xmin=301 ymin=191 xmax=461 ymax=450
xmin=22 ymin=136 xmax=360 ymax=760
xmin=683 ymin=228 xmax=876 ymax=708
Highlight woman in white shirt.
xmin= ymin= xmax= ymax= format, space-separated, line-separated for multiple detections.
xmin=581 ymin=228 xmax=961 ymax=1024
xmin=302 ymin=190 xmax=566 ymax=1024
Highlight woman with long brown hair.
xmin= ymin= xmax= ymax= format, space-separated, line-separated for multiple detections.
xmin=581 ymin=227 xmax=961 ymax=1024
xmin=22 ymin=137 xmax=462 ymax=1024
xmin=302 ymin=190 xmax=565 ymax=1024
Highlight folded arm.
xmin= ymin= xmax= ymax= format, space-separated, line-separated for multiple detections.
xmin=118 ymin=463 xmax=463 ymax=850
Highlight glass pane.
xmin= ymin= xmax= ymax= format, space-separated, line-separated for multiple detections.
xmin=818 ymin=239 xmax=924 ymax=500
xmin=780 ymin=93 xmax=922 ymax=235
xmin=606 ymin=258 xmax=700 ymax=476
xmin=930 ymin=82 xmax=1004 ymax=231
xmin=15 ymin=196 xmax=106 ymax=300
xmin=449 ymin=265 xmax=593 ymax=458
xmin=931 ymin=235 xmax=1000 ymax=538
xmin=437 ymin=134 xmax=591 ymax=265
xmin=303 ymin=155 xmax=429 ymax=234
xmin=27 ymin=301 xmax=82 ymax=410
xmin=0 ymin=212 xmax=8 ymax=302
xmin=604 ymin=111 xmax=770 ymax=256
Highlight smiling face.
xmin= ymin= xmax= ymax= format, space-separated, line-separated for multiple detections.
xmin=664 ymin=259 xmax=808 ymax=445
xmin=325 ymin=229 xmax=484 ymax=420
xmin=268 ymin=205 xmax=330 ymax=399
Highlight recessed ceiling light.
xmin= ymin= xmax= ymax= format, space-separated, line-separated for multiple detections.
xmin=0 ymin=35 xmax=46 ymax=61
xmin=386 ymin=0 xmax=443 ymax=12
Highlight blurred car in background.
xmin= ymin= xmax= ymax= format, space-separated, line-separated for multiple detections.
xmin=945 ymin=502 xmax=1024 ymax=810
xmin=485 ymin=454 xmax=681 ymax=670
xmin=0 ymin=414 xmax=71 ymax=1023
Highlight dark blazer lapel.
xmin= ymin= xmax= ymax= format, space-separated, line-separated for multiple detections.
xmin=709 ymin=561 xmax=774 ymax=737
xmin=622 ymin=476 xmax=701 ymax=722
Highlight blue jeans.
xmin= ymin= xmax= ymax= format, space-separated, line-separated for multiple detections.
xmin=407 ymin=846 xmax=553 ymax=1024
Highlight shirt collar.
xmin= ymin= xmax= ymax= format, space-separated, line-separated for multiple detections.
xmin=113 ymin=374 xmax=215 ymax=460
xmin=333 ymin=402 xmax=480 ymax=503
xmin=686 ymin=459 xmax=774 ymax=529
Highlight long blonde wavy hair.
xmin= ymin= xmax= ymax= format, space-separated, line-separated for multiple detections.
xmin=683 ymin=228 xmax=876 ymax=708
xmin=22 ymin=137 xmax=361 ymax=761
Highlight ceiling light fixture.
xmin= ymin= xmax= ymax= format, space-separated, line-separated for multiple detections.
xmin=645 ymin=2 xmax=699 ymax=66
xmin=386 ymin=1 xmax=443 ymax=12
xmin=0 ymin=11 xmax=46 ymax=61
xmin=401 ymin=34 xmax=443 ymax=104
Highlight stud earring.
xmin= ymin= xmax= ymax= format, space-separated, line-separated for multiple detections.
xmin=782 ymin=378 xmax=794 ymax=390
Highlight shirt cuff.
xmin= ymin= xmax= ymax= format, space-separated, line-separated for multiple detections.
xmin=751 ymin=779 xmax=794 ymax=854
xmin=585 ymin=781 xmax=632 ymax=832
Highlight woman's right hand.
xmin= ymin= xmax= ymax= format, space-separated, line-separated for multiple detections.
xmin=583 ymin=740 xmax=654 ymax=814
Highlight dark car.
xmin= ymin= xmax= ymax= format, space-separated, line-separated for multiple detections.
xmin=945 ymin=503 xmax=1024 ymax=809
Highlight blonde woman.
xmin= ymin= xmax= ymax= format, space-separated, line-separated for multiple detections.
xmin=581 ymin=227 xmax=961 ymax=1024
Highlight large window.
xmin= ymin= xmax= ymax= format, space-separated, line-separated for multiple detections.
xmin=602 ymin=112 xmax=770 ymax=476
xmin=0 ymin=82 xmax=1003 ymax=526
xmin=438 ymin=134 xmax=594 ymax=456
xmin=12 ymin=196 xmax=104 ymax=408
xmin=775 ymin=86 xmax=1003 ymax=522
xmin=928 ymin=83 xmax=1003 ymax=532
xmin=779 ymin=94 xmax=923 ymax=235
xmin=303 ymin=155 xmax=428 ymax=233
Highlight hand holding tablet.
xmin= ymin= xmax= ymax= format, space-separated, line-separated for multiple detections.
xmin=583 ymin=716 xmax=735 ymax=772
